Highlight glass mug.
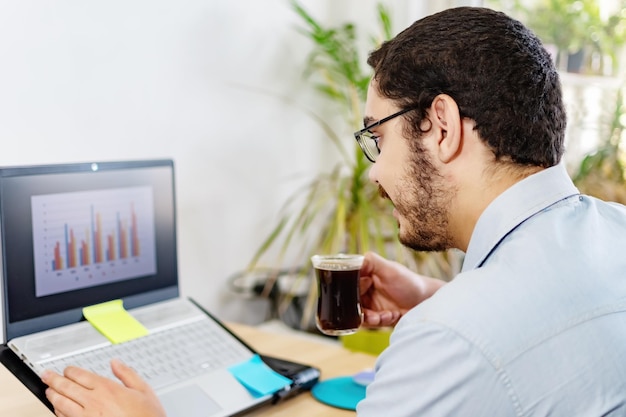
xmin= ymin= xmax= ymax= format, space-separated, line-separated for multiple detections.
xmin=310 ymin=254 xmax=364 ymax=336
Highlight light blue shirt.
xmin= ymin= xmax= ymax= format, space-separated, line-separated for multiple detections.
xmin=358 ymin=164 xmax=626 ymax=416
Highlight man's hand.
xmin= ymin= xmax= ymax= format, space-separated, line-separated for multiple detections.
xmin=42 ymin=359 xmax=167 ymax=417
xmin=359 ymin=252 xmax=445 ymax=327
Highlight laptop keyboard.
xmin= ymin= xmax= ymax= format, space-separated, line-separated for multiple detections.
xmin=40 ymin=319 xmax=253 ymax=390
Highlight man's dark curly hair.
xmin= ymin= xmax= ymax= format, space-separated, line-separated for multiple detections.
xmin=367 ymin=7 xmax=566 ymax=168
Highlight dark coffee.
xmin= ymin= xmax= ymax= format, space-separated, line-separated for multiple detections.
xmin=315 ymin=266 xmax=362 ymax=335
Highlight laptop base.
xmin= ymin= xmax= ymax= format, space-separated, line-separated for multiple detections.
xmin=0 ymin=344 xmax=53 ymax=411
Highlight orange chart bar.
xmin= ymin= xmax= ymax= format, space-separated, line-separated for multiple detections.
xmin=53 ymin=242 xmax=63 ymax=270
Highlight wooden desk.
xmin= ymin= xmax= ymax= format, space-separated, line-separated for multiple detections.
xmin=0 ymin=322 xmax=377 ymax=417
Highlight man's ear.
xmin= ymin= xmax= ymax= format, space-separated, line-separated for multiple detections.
xmin=430 ymin=94 xmax=462 ymax=163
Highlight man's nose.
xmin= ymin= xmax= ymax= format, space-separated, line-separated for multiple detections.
xmin=368 ymin=164 xmax=378 ymax=184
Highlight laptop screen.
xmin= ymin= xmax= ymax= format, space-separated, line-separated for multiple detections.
xmin=0 ymin=159 xmax=179 ymax=341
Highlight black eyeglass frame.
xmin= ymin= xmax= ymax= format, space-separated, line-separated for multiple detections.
xmin=353 ymin=107 xmax=414 ymax=163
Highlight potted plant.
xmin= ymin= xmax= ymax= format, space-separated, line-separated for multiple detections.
xmin=245 ymin=1 xmax=461 ymax=337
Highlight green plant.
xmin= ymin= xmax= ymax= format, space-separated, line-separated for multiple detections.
xmin=488 ymin=0 xmax=626 ymax=74
xmin=247 ymin=1 xmax=460 ymax=331
xmin=573 ymin=86 xmax=626 ymax=203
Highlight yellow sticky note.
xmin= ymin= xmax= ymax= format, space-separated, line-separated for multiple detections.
xmin=83 ymin=299 xmax=149 ymax=344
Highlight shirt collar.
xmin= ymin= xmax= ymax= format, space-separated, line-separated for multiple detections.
xmin=461 ymin=163 xmax=580 ymax=273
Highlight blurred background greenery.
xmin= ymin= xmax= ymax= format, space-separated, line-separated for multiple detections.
xmin=242 ymin=0 xmax=625 ymax=334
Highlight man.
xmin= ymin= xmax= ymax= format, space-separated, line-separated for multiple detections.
xmin=354 ymin=6 xmax=626 ymax=416
xmin=43 ymin=6 xmax=626 ymax=417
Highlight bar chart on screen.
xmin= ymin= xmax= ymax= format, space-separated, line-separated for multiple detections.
xmin=31 ymin=187 xmax=158 ymax=297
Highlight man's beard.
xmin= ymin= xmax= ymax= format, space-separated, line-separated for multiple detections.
xmin=379 ymin=152 xmax=454 ymax=252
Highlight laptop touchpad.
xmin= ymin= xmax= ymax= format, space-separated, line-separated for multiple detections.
xmin=160 ymin=385 xmax=222 ymax=417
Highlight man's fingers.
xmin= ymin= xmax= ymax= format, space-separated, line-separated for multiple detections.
xmin=363 ymin=309 xmax=383 ymax=326
xmin=111 ymin=359 xmax=152 ymax=393
xmin=43 ymin=366 xmax=114 ymax=414
xmin=363 ymin=310 xmax=400 ymax=327
xmin=362 ymin=251 xmax=388 ymax=277
xmin=379 ymin=310 xmax=401 ymax=326
xmin=45 ymin=387 xmax=83 ymax=417
xmin=43 ymin=369 xmax=90 ymax=403
xmin=360 ymin=252 xmax=377 ymax=277
xmin=63 ymin=366 xmax=102 ymax=390
xmin=359 ymin=276 xmax=373 ymax=295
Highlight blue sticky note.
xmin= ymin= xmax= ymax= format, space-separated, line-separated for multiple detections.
xmin=228 ymin=354 xmax=292 ymax=397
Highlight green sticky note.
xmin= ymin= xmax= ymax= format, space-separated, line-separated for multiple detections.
xmin=83 ymin=299 xmax=149 ymax=344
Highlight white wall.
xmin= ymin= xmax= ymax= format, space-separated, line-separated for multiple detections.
xmin=0 ymin=0 xmax=431 ymax=324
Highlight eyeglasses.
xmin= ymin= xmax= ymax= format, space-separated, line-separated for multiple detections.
xmin=353 ymin=108 xmax=414 ymax=162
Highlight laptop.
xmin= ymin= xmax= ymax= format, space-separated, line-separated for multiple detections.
xmin=0 ymin=159 xmax=319 ymax=417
